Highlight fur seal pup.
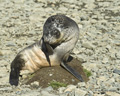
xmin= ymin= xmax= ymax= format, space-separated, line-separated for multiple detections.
xmin=43 ymin=15 xmax=83 ymax=82
xmin=9 ymin=15 xmax=83 ymax=86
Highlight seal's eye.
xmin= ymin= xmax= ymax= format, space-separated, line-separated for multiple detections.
xmin=53 ymin=29 xmax=60 ymax=39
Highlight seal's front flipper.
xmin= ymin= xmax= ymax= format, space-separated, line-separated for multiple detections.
xmin=45 ymin=43 xmax=54 ymax=55
xmin=61 ymin=62 xmax=84 ymax=82
xmin=9 ymin=68 xmax=20 ymax=86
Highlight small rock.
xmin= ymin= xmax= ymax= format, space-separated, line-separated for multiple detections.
xmin=78 ymin=24 xmax=83 ymax=29
xmin=107 ymin=86 xmax=118 ymax=92
xmin=41 ymin=90 xmax=58 ymax=96
xmin=77 ymin=82 xmax=86 ymax=87
xmin=31 ymin=81 xmax=39 ymax=86
xmin=102 ymin=57 xmax=109 ymax=64
xmin=62 ymin=0 xmax=75 ymax=3
xmin=97 ymin=76 xmax=108 ymax=85
xmin=64 ymin=85 xmax=76 ymax=92
xmin=49 ymin=74 xmax=53 ymax=76
xmin=110 ymin=53 xmax=116 ymax=60
xmin=76 ymin=55 xmax=86 ymax=63
xmin=113 ymin=40 xmax=120 ymax=46
xmin=107 ymin=78 xmax=115 ymax=84
xmin=106 ymin=45 xmax=111 ymax=50
xmin=82 ymin=62 xmax=98 ymax=71
xmin=25 ymin=40 xmax=35 ymax=45
xmin=94 ymin=94 xmax=105 ymax=96
xmin=58 ymin=87 xmax=66 ymax=93
xmin=44 ymin=86 xmax=53 ymax=92
xmin=88 ymin=91 xmax=94 ymax=96
xmin=75 ymin=89 xmax=87 ymax=96
xmin=22 ymin=75 xmax=28 ymax=79
xmin=0 ymin=87 xmax=12 ymax=91
xmin=82 ymin=42 xmax=95 ymax=50
xmin=113 ymin=69 xmax=120 ymax=75
xmin=116 ymin=51 xmax=120 ymax=59
xmin=6 ymin=41 xmax=16 ymax=47
xmin=105 ymin=92 xmax=120 ymax=96
xmin=58 ymin=7 xmax=68 ymax=12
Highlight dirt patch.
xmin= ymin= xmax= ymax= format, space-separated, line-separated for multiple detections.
xmin=25 ymin=56 xmax=89 ymax=88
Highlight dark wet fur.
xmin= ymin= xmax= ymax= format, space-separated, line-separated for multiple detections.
xmin=41 ymin=38 xmax=52 ymax=67
xmin=9 ymin=55 xmax=24 ymax=86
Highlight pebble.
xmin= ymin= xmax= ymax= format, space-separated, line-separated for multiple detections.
xmin=82 ymin=42 xmax=95 ymax=50
xmin=41 ymin=90 xmax=58 ymax=96
xmin=105 ymin=92 xmax=120 ymax=96
xmin=58 ymin=87 xmax=66 ymax=93
xmin=64 ymin=85 xmax=76 ymax=92
xmin=30 ymin=81 xmax=39 ymax=87
xmin=6 ymin=41 xmax=16 ymax=47
xmin=102 ymin=57 xmax=109 ymax=64
xmin=44 ymin=86 xmax=53 ymax=92
xmin=77 ymin=82 xmax=86 ymax=88
xmin=113 ymin=69 xmax=120 ymax=75
xmin=116 ymin=51 xmax=120 ymax=59
xmin=75 ymin=89 xmax=87 ymax=96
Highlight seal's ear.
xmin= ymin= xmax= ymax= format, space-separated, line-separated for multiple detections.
xmin=46 ymin=43 xmax=54 ymax=55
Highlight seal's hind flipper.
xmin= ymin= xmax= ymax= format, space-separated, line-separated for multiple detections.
xmin=61 ymin=62 xmax=84 ymax=82
xmin=9 ymin=55 xmax=24 ymax=86
xmin=9 ymin=68 xmax=20 ymax=86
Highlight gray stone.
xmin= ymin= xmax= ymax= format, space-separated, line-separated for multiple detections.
xmin=61 ymin=0 xmax=75 ymax=3
xmin=82 ymin=42 xmax=95 ymax=50
xmin=76 ymin=55 xmax=87 ymax=63
xmin=75 ymin=89 xmax=87 ymax=96
xmin=58 ymin=87 xmax=66 ymax=93
xmin=0 ymin=87 xmax=12 ymax=91
xmin=116 ymin=51 xmax=120 ymax=59
xmin=113 ymin=69 xmax=120 ymax=75
xmin=30 ymin=81 xmax=39 ymax=87
xmin=41 ymin=90 xmax=58 ymax=96
xmin=77 ymin=82 xmax=86 ymax=88
xmin=64 ymin=85 xmax=76 ymax=92
xmin=113 ymin=40 xmax=120 ymax=46
xmin=102 ymin=57 xmax=109 ymax=64
xmin=105 ymin=92 xmax=120 ymax=96
xmin=6 ymin=41 xmax=16 ymax=47
xmin=93 ymin=94 xmax=105 ymax=96
xmin=44 ymin=86 xmax=53 ymax=92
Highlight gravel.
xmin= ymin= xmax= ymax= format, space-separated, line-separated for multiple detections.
xmin=0 ymin=0 xmax=120 ymax=96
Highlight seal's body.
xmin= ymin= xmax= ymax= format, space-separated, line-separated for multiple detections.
xmin=9 ymin=15 xmax=82 ymax=86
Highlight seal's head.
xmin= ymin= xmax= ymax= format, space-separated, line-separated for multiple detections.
xmin=43 ymin=14 xmax=79 ymax=46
